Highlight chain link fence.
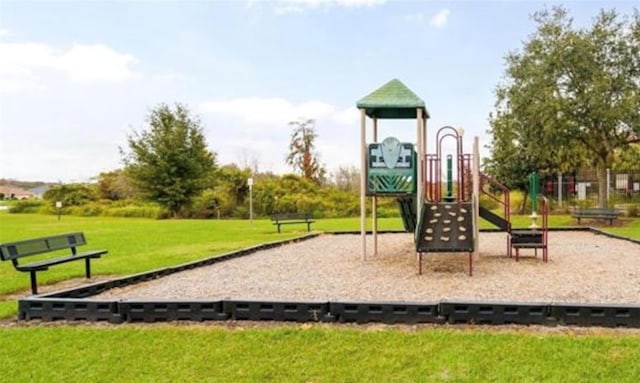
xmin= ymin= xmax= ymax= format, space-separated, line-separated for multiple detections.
xmin=540 ymin=169 xmax=640 ymax=213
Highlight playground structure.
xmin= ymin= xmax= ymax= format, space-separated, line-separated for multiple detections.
xmin=357 ymin=79 xmax=549 ymax=275
xmin=9 ymin=78 xmax=640 ymax=328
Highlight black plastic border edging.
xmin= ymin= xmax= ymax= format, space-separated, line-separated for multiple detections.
xmin=16 ymin=230 xmax=640 ymax=327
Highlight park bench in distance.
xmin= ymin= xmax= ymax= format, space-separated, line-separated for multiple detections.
xmin=571 ymin=207 xmax=620 ymax=225
xmin=0 ymin=232 xmax=108 ymax=295
xmin=270 ymin=213 xmax=315 ymax=233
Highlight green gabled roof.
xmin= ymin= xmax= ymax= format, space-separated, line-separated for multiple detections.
xmin=357 ymin=78 xmax=430 ymax=119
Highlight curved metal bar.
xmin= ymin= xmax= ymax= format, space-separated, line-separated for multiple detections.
xmin=436 ymin=129 xmax=461 ymax=201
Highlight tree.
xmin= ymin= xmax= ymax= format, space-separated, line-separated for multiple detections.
xmin=612 ymin=143 xmax=640 ymax=171
xmin=43 ymin=183 xmax=96 ymax=206
xmin=286 ymin=118 xmax=326 ymax=183
xmin=96 ymin=169 xmax=137 ymax=201
xmin=488 ymin=7 xmax=640 ymax=207
xmin=331 ymin=165 xmax=360 ymax=193
xmin=122 ymin=103 xmax=217 ymax=217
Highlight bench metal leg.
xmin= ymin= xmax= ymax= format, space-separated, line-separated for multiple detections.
xmin=30 ymin=271 xmax=38 ymax=295
xmin=306 ymin=222 xmax=311 ymax=232
xmin=85 ymin=258 xmax=92 ymax=279
xmin=277 ymin=224 xmax=281 ymax=233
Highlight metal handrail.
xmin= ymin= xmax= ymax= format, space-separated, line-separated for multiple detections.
xmin=538 ymin=195 xmax=549 ymax=262
xmin=480 ymin=172 xmax=511 ymax=224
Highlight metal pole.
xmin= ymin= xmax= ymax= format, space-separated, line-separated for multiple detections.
xmin=372 ymin=117 xmax=378 ymax=256
xmin=247 ymin=177 xmax=254 ymax=223
xmin=416 ymin=108 xmax=423 ymax=222
xmin=446 ymin=154 xmax=453 ymax=201
xmin=606 ymin=168 xmax=611 ymax=207
xmin=360 ymin=109 xmax=367 ymax=261
xmin=472 ymin=137 xmax=480 ymax=260
xmin=558 ymin=172 xmax=563 ymax=207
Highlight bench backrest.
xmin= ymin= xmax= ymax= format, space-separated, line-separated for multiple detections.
xmin=575 ymin=208 xmax=619 ymax=215
xmin=271 ymin=213 xmax=312 ymax=221
xmin=0 ymin=232 xmax=87 ymax=261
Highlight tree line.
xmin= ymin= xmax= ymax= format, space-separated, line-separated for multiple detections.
xmin=486 ymin=6 xmax=640 ymax=208
xmin=23 ymin=104 xmax=394 ymax=219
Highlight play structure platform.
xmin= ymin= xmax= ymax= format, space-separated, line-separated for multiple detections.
xmin=357 ymin=79 xmax=549 ymax=275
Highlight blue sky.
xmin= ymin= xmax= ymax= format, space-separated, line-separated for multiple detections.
xmin=1 ymin=0 xmax=638 ymax=182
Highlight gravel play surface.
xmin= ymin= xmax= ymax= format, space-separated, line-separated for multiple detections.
xmin=97 ymin=231 xmax=640 ymax=304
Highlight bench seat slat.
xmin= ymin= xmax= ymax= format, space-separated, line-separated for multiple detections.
xmin=15 ymin=250 xmax=107 ymax=271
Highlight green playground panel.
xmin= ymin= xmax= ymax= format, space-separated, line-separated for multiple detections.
xmin=366 ymin=141 xmax=416 ymax=195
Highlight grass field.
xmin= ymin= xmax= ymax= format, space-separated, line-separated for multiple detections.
xmin=0 ymin=325 xmax=639 ymax=382
xmin=0 ymin=212 xmax=639 ymax=382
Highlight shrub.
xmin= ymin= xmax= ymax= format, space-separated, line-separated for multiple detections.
xmin=8 ymin=200 xmax=44 ymax=214
xmin=67 ymin=204 xmax=104 ymax=217
xmin=103 ymin=205 xmax=162 ymax=219
xmin=479 ymin=193 xmax=499 ymax=211
xmin=509 ymin=190 xmax=526 ymax=213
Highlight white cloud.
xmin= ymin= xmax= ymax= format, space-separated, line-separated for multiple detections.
xmin=198 ymin=97 xmax=353 ymax=126
xmin=57 ymin=44 xmax=138 ymax=82
xmin=429 ymin=9 xmax=450 ymax=28
xmin=273 ymin=0 xmax=385 ymax=15
xmin=198 ymin=97 xmax=361 ymax=174
xmin=0 ymin=39 xmax=139 ymax=92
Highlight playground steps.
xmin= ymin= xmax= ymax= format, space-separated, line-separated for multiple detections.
xmin=510 ymin=230 xmax=544 ymax=247
xmin=510 ymin=229 xmax=548 ymax=262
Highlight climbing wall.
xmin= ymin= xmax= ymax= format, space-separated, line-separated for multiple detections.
xmin=416 ymin=202 xmax=474 ymax=253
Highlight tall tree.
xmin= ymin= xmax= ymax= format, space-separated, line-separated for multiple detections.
xmin=122 ymin=103 xmax=216 ymax=217
xmin=488 ymin=7 xmax=640 ymax=207
xmin=286 ymin=118 xmax=326 ymax=183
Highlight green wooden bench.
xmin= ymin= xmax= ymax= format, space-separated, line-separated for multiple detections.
xmin=571 ymin=208 xmax=620 ymax=225
xmin=0 ymin=232 xmax=108 ymax=295
xmin=270 ymin=213 xmax=314 ymax=233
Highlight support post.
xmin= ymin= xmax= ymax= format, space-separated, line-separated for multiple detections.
xmin=606 ymin=168 xmax=611 ymax=207
xmin=416 ymin=108 xmax=424 ymax=224
xmin=360 ymin=109 xmax=367 ymax=261
xmin=372 ymin=118 xmax=378 ymax=256
xmin=558 ymin=172 xmax=563 ymax=207
xmin=472 ymin=137 xmax=480 ymax=260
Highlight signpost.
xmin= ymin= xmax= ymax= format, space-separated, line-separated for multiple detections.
xmin=56 ymin=201 xmax=62 ymax=221
xmin=247 ymin=177 xmax=254 ymax=223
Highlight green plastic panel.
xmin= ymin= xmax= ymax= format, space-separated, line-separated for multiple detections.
xmin=366 ymin=138 xmax=416 ymax=195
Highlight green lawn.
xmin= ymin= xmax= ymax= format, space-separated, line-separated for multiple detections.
xmin=0 ymin=325 xmax=639 ymax=382
xmin=0 ymin=212 xmax=639 ymax=382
